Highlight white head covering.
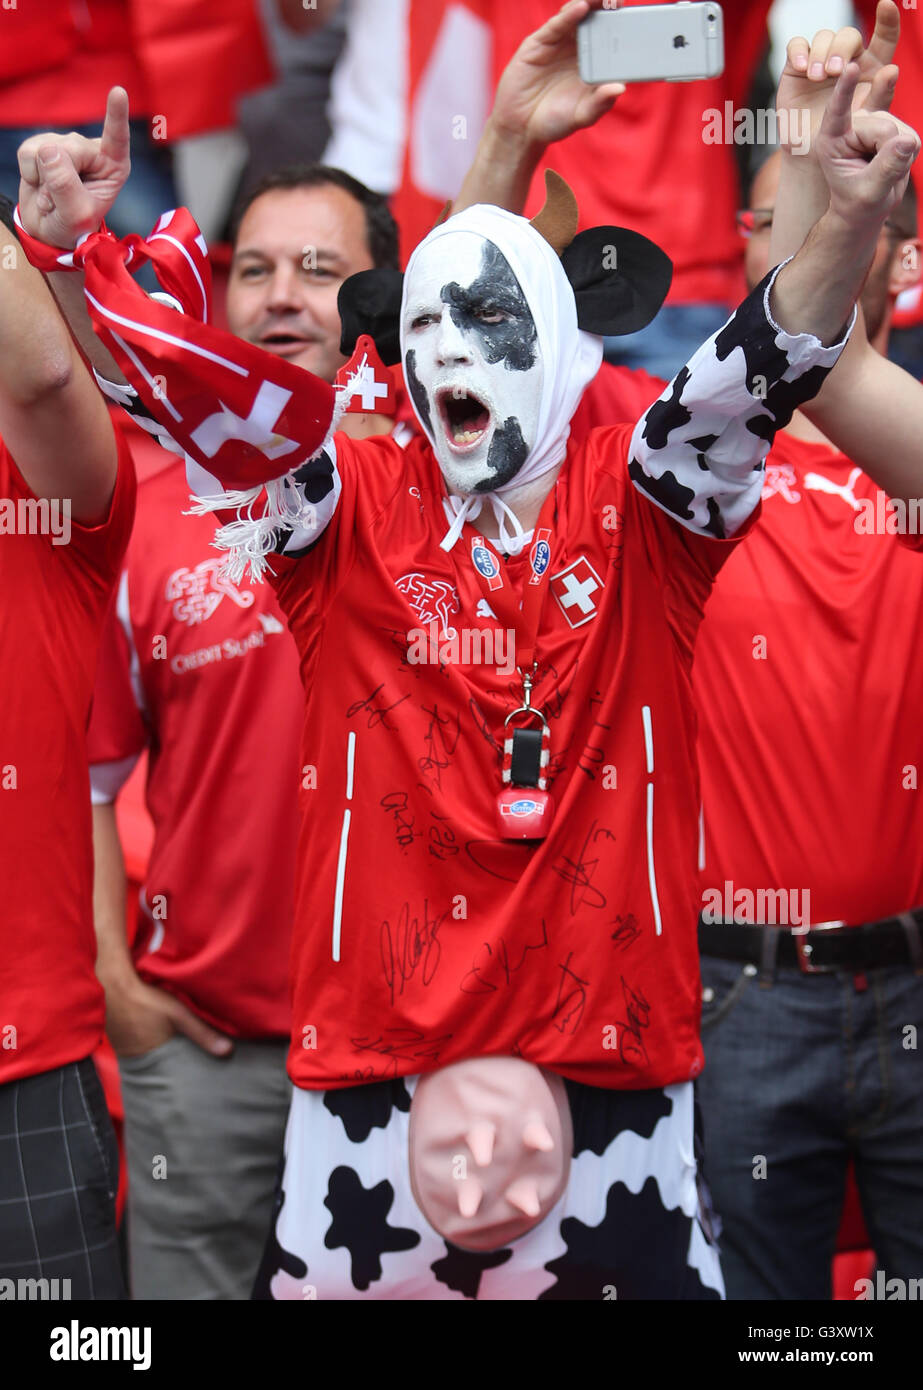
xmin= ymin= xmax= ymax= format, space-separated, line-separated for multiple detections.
xmin=399 ymin=204 xmax=603 ymax=553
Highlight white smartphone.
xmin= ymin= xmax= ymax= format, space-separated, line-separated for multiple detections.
xmin=577 ymin=2 xmax=724 ymax=84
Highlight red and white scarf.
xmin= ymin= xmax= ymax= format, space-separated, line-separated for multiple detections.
xmin=16 ymin=208 xmax=341 ymax=562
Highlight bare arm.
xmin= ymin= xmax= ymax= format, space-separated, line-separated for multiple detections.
xmin=0 ymin=221 xmax=117 ymax=521
xmin=48 ymin=268 xmax=127 ymax=384
xmin=454 ymin=0 xmax=624 ymax=217
xmin=92 ymin=799 xmax=232 ymax=1056
xmin=768 ymin=18 xmax=923 ymax=502
xmin=629 ymin=42 xmax=918 ymax=539
xmin=92 ymin=801 xmax=134 ymax=991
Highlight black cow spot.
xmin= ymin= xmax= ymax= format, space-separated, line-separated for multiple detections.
xmin=714 ymin=286 xmax=790 ymax=395
xmin=687 ymin=433 xmax=720 ymax=471
xmin=538 ymin=1176 xmax=699 ymax=1300
xmin=323 ymin=1079 xmax=411 ymax=1144
xmin=640 ymin=366 xmax=691 ymax=450
xmin=761 ymin=362 xmax=831 ymax=429
xmin=564 ymin=1079 xmax=672 ymax=1157
xmin=324 ymin=1166 xmax=420 ymax=1291
xmin=473 ymin=415 xmax=528 ymax=493
xmin=404 ymin=348 xmax=433 ymax=436
xmin=442 ymin=242 xmax=538 ymax=372
xmin=703 ymin=495 xmax=725 ymax=540
xmin=431 ymin=1243 xmax=514 ymax=1299
xmin=251 ymin=1180 xmax=307 ymax=1299
xmin=291 ymin=449 xmax=336 ymax=503
xmin=744 ymin=411 xmax=775 ymax=442
xmin=628 ymin=458 xmax=696 ymax=521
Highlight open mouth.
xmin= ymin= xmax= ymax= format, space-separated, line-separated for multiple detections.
xmin=437 ymin=388 xmax=492 ymax=452
xmin=259 ymin=332 xmax=315 ymax=357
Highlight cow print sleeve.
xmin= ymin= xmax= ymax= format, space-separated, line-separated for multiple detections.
xmin=94 ymin=372 xmax=342 ymax=581
xmin=627 ymin=260 xmax=855 ymax=539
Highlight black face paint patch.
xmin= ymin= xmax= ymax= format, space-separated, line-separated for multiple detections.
xmin=473 ymin=416 xmax=528 ymax=493
xmin=441 ymin=243 xmax=538 ymax=372
xmin=403 ymin=348 xmax=433 ymax=436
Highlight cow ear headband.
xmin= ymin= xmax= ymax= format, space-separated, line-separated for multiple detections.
xmin=338 ymin=170 xmax=673 ymax=365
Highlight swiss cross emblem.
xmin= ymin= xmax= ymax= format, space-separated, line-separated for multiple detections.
xmin=335 ymin=334 xmax=396 ymax=416
xmin=550 ymin=557 xmax=603 ymax=628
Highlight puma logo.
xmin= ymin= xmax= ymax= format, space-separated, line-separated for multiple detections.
xmin=803 ymin=467 xmax=863 ymax=511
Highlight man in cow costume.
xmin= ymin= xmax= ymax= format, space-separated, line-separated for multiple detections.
xmin=16 ymin=22 xmax=919 ymax=1296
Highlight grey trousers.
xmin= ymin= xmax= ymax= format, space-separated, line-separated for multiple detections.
xmin=118 ymin=1034 xmax=291 ymax=1300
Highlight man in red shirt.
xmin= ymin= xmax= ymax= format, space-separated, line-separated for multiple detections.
xmin=695 ymin=10 xmax=923 ymax=1300
xmin=0 ymin=197 xmax=135 ymax=1299
xmin=86 ymin=163 xmax=407 ymax=1300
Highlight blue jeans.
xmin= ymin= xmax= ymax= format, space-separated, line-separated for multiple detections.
xmin=696 ymin=955 xmax=923 ymax=1300
xmin=603 ymin=303 xmax=731 ymax=382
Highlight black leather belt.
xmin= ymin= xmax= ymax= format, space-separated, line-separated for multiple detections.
xmin=698 ymin=909 xmax=923 ymax=975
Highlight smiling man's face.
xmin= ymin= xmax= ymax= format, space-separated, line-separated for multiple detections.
xmin=227 ymin=184 xmax=376 ymax=384
xmin=402 ymin=232 xmax=544 ymax=495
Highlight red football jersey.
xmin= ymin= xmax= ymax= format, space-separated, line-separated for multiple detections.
xmin=94 ymin=252 xmax=852 ymax=1090
xmin=0 ymin=430 xmax=136 ymax=1084
xmin=87 ymin=450 xmax=303 ymax=1038
xmin=271 ymin=425 xmax=749 ymax=1090
xmin=697 ymin=433 xmax=923 ymax=925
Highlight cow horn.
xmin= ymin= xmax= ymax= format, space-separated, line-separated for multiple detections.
xmin=529 ymin=171 xmax=579 ymax=256
xmin=431 ymin=200 xmax=453 ymax=230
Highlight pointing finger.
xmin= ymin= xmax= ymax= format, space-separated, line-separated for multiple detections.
xmin=868 ymin=0 xmax=901 ymax=68
xmin=100 ymin=86 xmax=131 ymax=168
xmin=820 ymin=62 xmax=863 ymax=143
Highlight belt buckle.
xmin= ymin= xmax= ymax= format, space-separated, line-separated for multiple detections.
xmin=795 ymin=920 xmax=845 ymax=974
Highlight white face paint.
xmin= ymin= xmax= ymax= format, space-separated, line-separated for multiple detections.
xmin=402 ymin=230 xmax=544 ymax=495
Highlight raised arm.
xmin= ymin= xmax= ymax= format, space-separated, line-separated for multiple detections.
xmin=628 ymin=56 xmax=917 ymax=540
xmin=453 ymin=0 xmax=625 ymax=218
xmin=767 ymin=5 xmax=923 ymax=503
xmin=0 ymin=211 xmax=117 ymax=521
xmin=17 ymin=87 xmax=134 ymax=386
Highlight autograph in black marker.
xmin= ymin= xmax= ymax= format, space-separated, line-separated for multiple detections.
xmin=460 ymin=919 xmax=549 ymax=994
xmin=552 ymin=819 xmax=615 ymax=914
xmin=346 ymin=684 xmax=409 ymax=732
xmin=380 ymin=900 xmax=446 ymax=1005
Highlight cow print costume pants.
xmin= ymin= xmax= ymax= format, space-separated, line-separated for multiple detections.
xmin=251 ymin=1076 xmax=723 ymax=1300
